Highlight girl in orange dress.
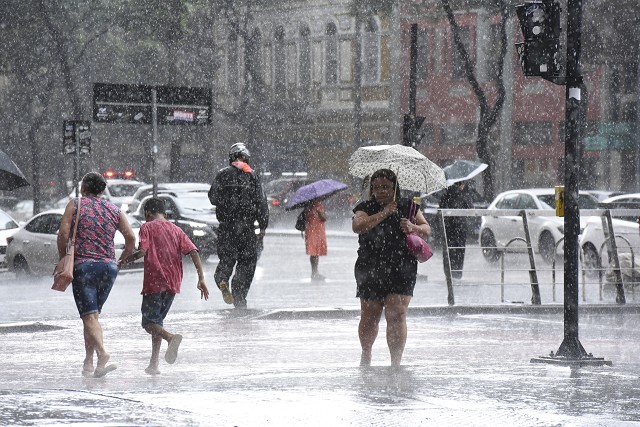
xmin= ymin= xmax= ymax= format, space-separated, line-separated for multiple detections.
xmin=304 ymin=199 xmax=328 ymax=280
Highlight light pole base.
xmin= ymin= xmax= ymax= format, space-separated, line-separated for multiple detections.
xmin=531 ymin=353 xmax=612 ymax=367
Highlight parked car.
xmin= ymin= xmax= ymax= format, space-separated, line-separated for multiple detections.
xmin=480 ymin=188 xmax=599 ymax=264
xmin=132 ymin=192 xmax=218 ymax=260
xmin=8 ymin=200 xmax=54 ymax=223
xmin=5 ymin=210 xmax=140 ymax=277
xmin=0 ymin=209 xmax=20 ymax=267
xmin=580 ymin=193 xmax=640 ymax=274
xmin=124 ymin=182 xmax=210 ymax=213
xmin=586 ymin=190 xmax=624 ymax=202
xmin=422 ymin=184 xmax=489 ymax=247
xmin=597 ymin=193 xmax=640 ymax=222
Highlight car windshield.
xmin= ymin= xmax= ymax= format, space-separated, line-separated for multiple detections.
xmin=538 ymin=194 xmax=600 ymax=210
xmin=109 ymin=183 xmax=144 ymax=197
xmin=0 ymin=210 xmax=18 ymax=230
xmin=174 ymin=196 xmax=215 ymax=213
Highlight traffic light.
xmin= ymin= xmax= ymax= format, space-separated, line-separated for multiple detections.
xmin=403 ymin=114 xmax=426 ymax=148
xmin=515 ymin=1 xmax=561 ymax=78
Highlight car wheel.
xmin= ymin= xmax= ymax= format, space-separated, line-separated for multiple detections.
xmin=581 ymin=243 xmax=601 ymax=278
xmin=481 ymin=229 xmax=501 ymax=263
xmin=13 ymin=255 xmax=32 ymax=278
xmin=539 ymin=232 xmax=556 ymax=264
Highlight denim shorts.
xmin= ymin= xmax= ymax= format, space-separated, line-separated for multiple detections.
xmin=72 ymin=261 xmax=118 ymax=318
xmin=141 ymin=291 xmax=175 ymax=328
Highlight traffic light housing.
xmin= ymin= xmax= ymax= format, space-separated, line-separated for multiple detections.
xmin=515 ymin=1 xmax=561 ymax=79
xmin=403 ymin=114 xmax=426 ymax=148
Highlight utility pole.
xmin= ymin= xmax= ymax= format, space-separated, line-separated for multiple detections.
xmin=523 ymin=0 xmax=611 ymax=367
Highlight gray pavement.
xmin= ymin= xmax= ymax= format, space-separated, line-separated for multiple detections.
xmin=1 ymin=227 xmax=640 ymax=426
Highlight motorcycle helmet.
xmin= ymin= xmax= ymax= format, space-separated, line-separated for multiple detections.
xmin=229 ymin=143 xmax=251 ymax=161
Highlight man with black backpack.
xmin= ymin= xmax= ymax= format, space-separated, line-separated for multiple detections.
xmin=208 ymin=143 xmax=269 ymax=308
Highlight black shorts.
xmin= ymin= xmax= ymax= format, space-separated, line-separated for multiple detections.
xmin=354 ymin=257 xmax=417 ymax=302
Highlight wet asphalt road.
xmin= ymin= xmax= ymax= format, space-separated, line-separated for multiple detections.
xmin=1 ymin=229 xmax=640 ymax=426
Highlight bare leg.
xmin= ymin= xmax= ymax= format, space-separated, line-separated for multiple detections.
xmin=358 ymin=299 xmax=384 ymax=366
xmin=144 ymin=323 xmax=176 ymax=371
xmin=146 ymin=335 xmax=163 ymax=375
xmin=384 ymin=294 xmax=412 ymax=367
xmin=81 ymin=313 xmax=110 ymax=369
xmin=82 ymin=328 xmax=94 ymax=376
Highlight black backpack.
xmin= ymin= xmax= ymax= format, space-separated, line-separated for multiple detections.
xmin=295 ymin=209 xmax=306 ymax=232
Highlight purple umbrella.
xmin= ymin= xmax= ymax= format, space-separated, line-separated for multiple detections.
xmin=285 ymin=179 xmax=348 ymax=210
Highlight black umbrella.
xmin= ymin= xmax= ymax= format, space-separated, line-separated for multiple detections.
xmin=0 ymin=149 xmax=30 ymax=191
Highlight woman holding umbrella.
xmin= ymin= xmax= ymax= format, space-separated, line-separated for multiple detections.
xmin=286 ymin=179 xmax=348 ymax=281
xmin=352 ymin=169 xmax=431 ymax=367
xmin=304 ymin=199 xmax=328 ymax=281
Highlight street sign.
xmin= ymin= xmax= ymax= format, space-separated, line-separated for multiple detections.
xmin=92 ymin=83 xmax=212 ymax=125
xmin=62 ymin=120 xmax=91 ymax=155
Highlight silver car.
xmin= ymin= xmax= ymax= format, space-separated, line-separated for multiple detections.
xmin=5 ymin=209 xmax=139 ymax=276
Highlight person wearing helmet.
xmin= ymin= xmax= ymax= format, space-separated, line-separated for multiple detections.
xmin=208 ymin=143 xmax=269 ymax=308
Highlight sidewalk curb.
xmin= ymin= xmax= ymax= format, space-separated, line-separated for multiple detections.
xmin=253 ymin=303 xmax=640 ymax=320
xmin=266 ymin=228 xmax=355 ymax=238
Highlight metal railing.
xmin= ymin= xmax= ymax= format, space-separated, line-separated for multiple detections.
xmin=435 ymin=207 xmax=640 ymax=306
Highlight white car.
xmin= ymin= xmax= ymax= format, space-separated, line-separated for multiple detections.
xmin=480 ymin=189 xmax=599 ymax=263
xmin=0 ymin=209 xmax=20 ymax=267
xmin=124 ymin=182 xmax=211 ymax=213
xmin=56 ymin=179 xmax=146 ymax=211
xmin=5 ymin=209 xmax=139 ymax=276
xmin=579 ymin=193 xmax=640 ymax=272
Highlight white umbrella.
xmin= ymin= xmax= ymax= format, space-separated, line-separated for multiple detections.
xmin=443 ymin=159 xmax=488 ymax=186
xmin=348 ymin=144 xmax=446 ymax=194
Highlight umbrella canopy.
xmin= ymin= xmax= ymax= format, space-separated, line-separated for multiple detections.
xmin=443 ymin=159 xmax=488 ymax=186
xmin=0 ymin=149 xmax=30 ymax=191
xmin=348 ymin=144 xmax=446 ymax=193
xmin=285 ymin=179 xmax=348 ymax=210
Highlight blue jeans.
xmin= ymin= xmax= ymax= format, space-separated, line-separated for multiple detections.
xmin=72 ymin=261 xmax=118 ymax=318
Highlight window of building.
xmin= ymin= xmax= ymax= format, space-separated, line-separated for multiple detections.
xmin=227 ymin=32 xmax=239 ymax=92
xmin=247 ymin=29 xmax=262 ymax=83
xmin=362 ymin=16 xmax=379 ymax=83
xmin=441 ymin=123 xmax=476 ymax=145
xmin=299 ymin=25 xmax=311 ymax=89
xmin=514 ymin=122 xmax=553 ymax=145
xmin=325 ymin=22 xmax=338 ymax=85
xmin=417 ymin=28 xmax=429 ymax=81
xmin=452 ymin=26 xmax=473 ymax=80
xmin=274 ymin=26 xmax=286 ymax=93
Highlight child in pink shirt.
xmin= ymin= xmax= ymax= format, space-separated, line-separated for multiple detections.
xmin=123 ymin=197 xmax=209 ymax=375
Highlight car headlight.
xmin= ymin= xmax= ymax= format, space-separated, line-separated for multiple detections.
xmin=193 ymin=230 xmax=208 ymax=237
xmin=557 ymin=225 xmax=564 ymax=234
xmin=178 ymin=220 xmax=208 ymax=229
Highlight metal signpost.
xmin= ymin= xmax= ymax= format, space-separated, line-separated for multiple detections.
xmin=62 ymin=120 xmax=91 ymax=197
xmin=92 ymin=83 xmax=212 ymax=196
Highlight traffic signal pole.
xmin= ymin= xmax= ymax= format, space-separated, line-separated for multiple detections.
xmin=402 ymin=24 xmax=425 ymax=147
xmin=530 ymin=0 xmax=611 ymax=367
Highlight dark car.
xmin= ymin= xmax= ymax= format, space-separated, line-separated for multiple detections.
xmin=263 ymin=176 xmax=311 ymax=214
xmin=422 ymin=185 xmax=489 ymax=247
xmin=133 ymin=192 xmax=219 ymax=260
